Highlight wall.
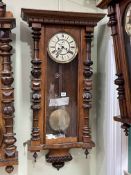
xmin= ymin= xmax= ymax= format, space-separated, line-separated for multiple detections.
xmin=1 ymin=1 xmax=105 ymax=175
xmin=128 ymin=129 xmax=131 ymax=173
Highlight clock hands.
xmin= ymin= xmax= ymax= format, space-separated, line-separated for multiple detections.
xmin=56 ymin=47 xmax=63 ymax=58
xmin=56 ymin=42 xmax=67 ymax=57
xmin=56 ymin=41 xmax=70 ymax=53
xmin=56 ymin=45 xmax=73 ymax=58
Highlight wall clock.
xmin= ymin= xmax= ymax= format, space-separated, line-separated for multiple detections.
xmin=0 ymin=0 xmax=18 ymax=173
xmin=21 ymin=8 xmax=104 ymax=169
xmin=97 ymin=0 xmax=131 ymax=135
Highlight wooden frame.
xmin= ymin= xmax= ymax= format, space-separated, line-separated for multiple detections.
xmin=21 ymin=8 xmax=104 ymax=169
xmin=97 ymin=0 xmax=131 ymax=136
xmin=0 ymin=0 xmax=18 ymax=173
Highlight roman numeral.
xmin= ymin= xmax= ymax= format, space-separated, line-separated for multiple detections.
xmin=68 ymin=50 xmax=73 ymax=54
xmin=51 ymin=50 xmax=56 ymax=54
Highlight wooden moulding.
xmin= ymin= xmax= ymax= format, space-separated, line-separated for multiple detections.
xmin=97 ymin=0 xmax=131 ymax=136
xmin=21 ymin=8 xmax=105 ymax=169
xmin=21 ymin=8 xmax=105 ymax=27
xmin=0 ymin=1 xmax=18 ymax=173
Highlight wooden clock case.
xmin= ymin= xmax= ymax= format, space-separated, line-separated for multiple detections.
xmin=97 ymin=0 xmax=131 ymax=136
xmin=0 ymin=1 xmax=18 ymax=173
xmin=21 ymin=8 xmax=104 ymax=169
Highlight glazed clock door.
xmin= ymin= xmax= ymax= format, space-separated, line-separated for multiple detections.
xmin=44 ymin=27 xmax=80 ymax=145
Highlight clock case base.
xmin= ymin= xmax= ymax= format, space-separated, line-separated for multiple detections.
xmin=28 ymin=141 xmax=95 ymax=169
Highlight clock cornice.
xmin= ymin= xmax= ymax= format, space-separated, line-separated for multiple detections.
xmin=21 ymin=8 xmax=105 ymax=27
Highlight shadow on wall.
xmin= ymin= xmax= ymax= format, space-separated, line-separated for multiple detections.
xmin=96 ymin=21 xmax=110 ymax=175
xmin=128 ymin=128 xmax=131 ymax=173
xmin=96 ymin=22 xmax=108 ymax=154
xmin=27 ymin=149 xmax=91 ymax=175
xmin=20 ymin=21 xmax=33 ymax=105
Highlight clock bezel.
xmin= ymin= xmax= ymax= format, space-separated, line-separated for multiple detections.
xmin=47 ymin=32 xmax=78 ymax=64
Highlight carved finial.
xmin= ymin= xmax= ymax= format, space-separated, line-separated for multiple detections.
xmin=84 ymin=149 xmax=89 ymax=159
xmin=0 ymin=0 xmax=6 ymax=17
xmin=46 ymin=150 xmax=72 ymax=170
xmin=121 ymin=123 xmax=130 ymax=136
xmin=33 ymin=152 xmax=38 ymax=162
xmin=5 ymin=166 xmax=14 ymax=174
xmin=52 ymin=162 xmax=65 ymax=171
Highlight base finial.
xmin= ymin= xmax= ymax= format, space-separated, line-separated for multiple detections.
xmin=121 ymin=123 xmax=130 ymax=136
xmin=5 ymin=166 xmax=14 ymax=174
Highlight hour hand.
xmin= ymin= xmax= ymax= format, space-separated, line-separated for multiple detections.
xmin=56 ymin=49 xmax=62 ymax=58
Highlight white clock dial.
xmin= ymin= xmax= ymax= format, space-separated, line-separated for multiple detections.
xmin=125 ymin=4 xmax=131 ymax=44
xmin=125 ymin=5 xmax=131 ymax=34
xmin=47 ymin=32 xmax=78 ymax=63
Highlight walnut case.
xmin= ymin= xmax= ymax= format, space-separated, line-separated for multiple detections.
xmin=21 ymin=8 xmax=104 ymax=169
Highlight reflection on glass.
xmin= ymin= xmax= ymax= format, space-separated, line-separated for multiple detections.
xmin=125 ymin=5 xmax=131 ymax=43
xmin=124 ymin=3 xmax=131 ymax=88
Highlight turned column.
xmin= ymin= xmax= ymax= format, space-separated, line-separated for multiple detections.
xmin=30 ymin=24 xmax=42 ymax=162
xmin=1 ymin=31 xmax=16 ymax=156
xmin=0 ymin=0 xmax=18 ymax=173
xmin=82 ymin=31 xmax=93 ymax=157
xmin=0 ymin=29 xmax=17 ymax=173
